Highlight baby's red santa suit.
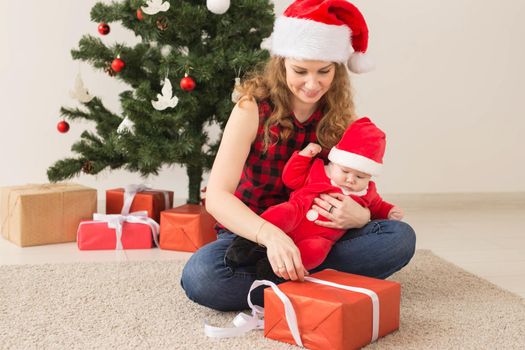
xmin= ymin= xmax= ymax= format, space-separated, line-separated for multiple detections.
xmin=261 ymin=117 xmax=394 ymax=270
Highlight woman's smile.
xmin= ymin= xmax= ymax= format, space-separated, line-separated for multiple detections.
xmin=300 ymin=88 xmax=321 ymax=98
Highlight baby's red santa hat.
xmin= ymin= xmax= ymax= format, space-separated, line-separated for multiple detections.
xmin=268 ymin=0 xmax=374 ymax=73
xmin=328 ymin=117 xmax=386 ymax=176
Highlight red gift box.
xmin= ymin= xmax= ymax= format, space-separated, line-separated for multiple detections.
xmin=106 ymin=185 xmax=173 ymax=223
xmin=77 ymin=212 xmax=160 ymax=250
xmin=263 ymin=270 xmax=400 ymax=350
xmin=159 ymin=204 xmax=217 ymax=252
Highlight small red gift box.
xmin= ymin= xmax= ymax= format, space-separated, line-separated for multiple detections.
xmin=77 ymin=212 xmax=160 ymax=250
xmin=264 ymin=270 xmax=400 ymax=350
xmin=159 ymin=204 xmax=217 ymax=252
xmin=105 ymin=185 xmax=173 ymax=223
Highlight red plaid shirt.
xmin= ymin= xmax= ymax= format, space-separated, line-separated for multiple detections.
xmin=234 ymin=100 xmax=327 ymax=215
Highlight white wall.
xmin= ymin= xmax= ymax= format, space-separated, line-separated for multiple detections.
xmin=1 ymin=0 xmax=524 ymax=199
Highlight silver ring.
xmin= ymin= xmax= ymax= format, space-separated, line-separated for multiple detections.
xmin=328 ymin=205 xmax=335 ymax=214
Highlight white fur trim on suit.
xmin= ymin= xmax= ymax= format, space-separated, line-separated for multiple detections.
xmin=271 ymin=16 xmax=352 ymax=63
xmin=328 ymin=147 xmax=383 ymax=176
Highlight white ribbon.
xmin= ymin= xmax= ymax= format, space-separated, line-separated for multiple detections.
xmin=122 ymin=184 xmax=170 ymax=216
xmin=92 ymin=211 xmax=160 ymax=250
xmin=204 ymin=280 xmax=303 ymax=346
xmin=204 ymin=275 xmax=380 ymax=346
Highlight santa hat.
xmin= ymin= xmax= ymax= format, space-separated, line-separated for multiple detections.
xmin=268 ymin=0 xmax=374 ymax=73
xmin=328 ymin=117 xmax=385 ymax=176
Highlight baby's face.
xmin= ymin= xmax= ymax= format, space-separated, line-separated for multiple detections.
xmin=329 ymin=163 xmax=371 ymax=192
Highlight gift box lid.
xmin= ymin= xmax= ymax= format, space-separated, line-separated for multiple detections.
xmin=163 ymin=204 xmax=206 ymax=215
xmin=107 ymin=187 xmax=169 ymax=194
xmin=274 ymin=269 xmax=400 ymax=301
xmin=1 ymin=183 xmax=95 ymax=195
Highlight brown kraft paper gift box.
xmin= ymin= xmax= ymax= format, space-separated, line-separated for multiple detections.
xmin=0 ymin=183 xmax=97 ymax=247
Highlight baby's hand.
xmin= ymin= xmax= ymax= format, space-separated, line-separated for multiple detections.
xmin=299 ymin=143 xmax=322 ymax=157
xmin=388 ymin=206 xmax=404 ymax=221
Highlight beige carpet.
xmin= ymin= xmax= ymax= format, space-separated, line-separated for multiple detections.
xmin=0 ymin=250 xmax=524 ymax=349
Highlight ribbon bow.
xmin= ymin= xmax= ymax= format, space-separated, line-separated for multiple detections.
xmin=122 ymin=184 xmax=170 ymax=216
xmin=204 ymin=280 xmax=301 ymax=344
xmin=92 ymin=211 xmax=160 ymax=250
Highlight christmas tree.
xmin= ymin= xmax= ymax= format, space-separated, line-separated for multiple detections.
xmin=48 ymin=0 xmax=274 ymax=204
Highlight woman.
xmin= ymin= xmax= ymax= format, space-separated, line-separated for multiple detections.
xmin=181 ymin=0 xmax=416 ymax=311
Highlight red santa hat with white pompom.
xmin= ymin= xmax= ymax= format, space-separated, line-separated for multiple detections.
xmin=328 ymin=117 xmax=386 ymax=176
xmin=267 ymin=0 xmax=374 ymax=73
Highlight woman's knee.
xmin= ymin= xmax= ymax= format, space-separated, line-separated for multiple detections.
xmin=180 ymin=239 xmax=251 ymax=311
xmin=389 ymin=220 xmax=416 ymax=264
xmin=181 ymin=243 xmax=226 ymax=306
xmin=181 ymin=252 xmax=207 ymax=295
xmin=372 ymin=220 xmax=417 ymax=278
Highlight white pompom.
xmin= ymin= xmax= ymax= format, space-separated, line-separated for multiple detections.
xmin=207 ymin=0 xmax=230 ymax=15
xmin=347 ymin=52 xmax=375 ymax=74
xmin=306 ymin=209 xmax=319 ymax=221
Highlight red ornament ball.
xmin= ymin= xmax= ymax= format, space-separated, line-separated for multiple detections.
xmin=180 ymin=75 xmax=196 ymax=91
xmin=57 ymin=120 xmax=70 ymax=133
xmin=98 ymin=23 xmax=110 ymax=35
xmin=136 ymin=8 xmax=144 ymax=21
xmin=111 ymin=57 xmax=125 ymax=72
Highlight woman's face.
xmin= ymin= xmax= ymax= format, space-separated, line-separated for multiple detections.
xmin=284 ymin=58 xmax=336 ymax=106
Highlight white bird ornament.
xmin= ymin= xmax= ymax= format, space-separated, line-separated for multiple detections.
xmin=141 ymin=0 xmax=170 ymax=15
xmin=69 ymin=74 xmax=94 ymax=103
xmin=151 ymin=77 xmax=179 ymax=111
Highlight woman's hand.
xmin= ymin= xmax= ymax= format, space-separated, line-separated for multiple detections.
xmin=258 ymin=223 xmax=308 ymax=281
xmin=312 ymin=193 xmax=370 ymax=230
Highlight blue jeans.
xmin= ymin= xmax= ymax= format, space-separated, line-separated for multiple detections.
xmin=180 ymin=219 xmax=416 ymax=311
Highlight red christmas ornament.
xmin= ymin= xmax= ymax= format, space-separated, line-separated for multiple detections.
xmin=136 ymin=8 xmax=144 ymax=21
xmin=98 ymin=23 xmax=110 ymax=35
xmin=180 ymin=74 xmax=196 ymax=91
xmin=111 ymin=56 xmax=125 ymax=72
xmin=57 ymin=120 xmax=70 ymax=133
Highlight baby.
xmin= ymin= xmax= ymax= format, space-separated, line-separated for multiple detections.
xmin=225 ymin=117 xmax=403 ymax=278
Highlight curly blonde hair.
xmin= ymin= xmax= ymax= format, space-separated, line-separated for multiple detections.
xmin=237 ymin=56 xmax=356 ymax=151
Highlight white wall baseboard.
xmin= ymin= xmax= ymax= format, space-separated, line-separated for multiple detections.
xmin=382 ymin=192 xmax=525 ymax=210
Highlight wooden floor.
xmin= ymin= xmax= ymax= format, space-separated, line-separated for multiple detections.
xmin=1 ymin=194 xmax=524 ymax=298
